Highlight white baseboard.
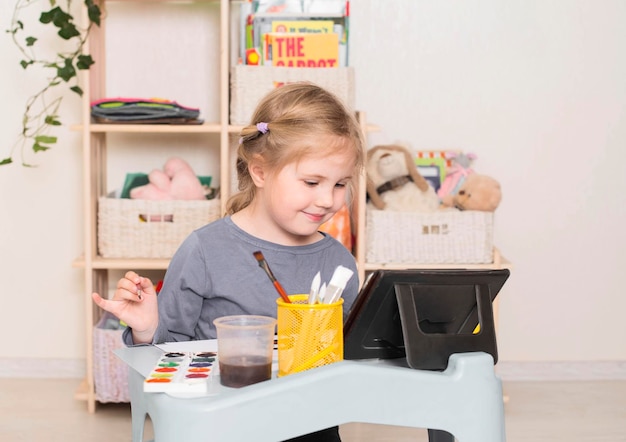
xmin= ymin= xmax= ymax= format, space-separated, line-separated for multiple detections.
xmin=496 ymin=360 xmax=626 ymax=381
xmin=1 ymin=357 xmax=625 ymax=381
xmin=0 ymin=358 xmax=85 ymax=378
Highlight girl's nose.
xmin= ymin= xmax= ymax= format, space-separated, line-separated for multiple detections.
xmin=315 ymin=187 xmax=335 ymax=208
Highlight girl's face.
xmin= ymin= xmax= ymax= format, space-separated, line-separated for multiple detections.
xmin=254 ymin=138 xmax=356 ymax=246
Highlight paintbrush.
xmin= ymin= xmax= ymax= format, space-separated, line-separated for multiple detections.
xmin=253 ymin=251 xmax=291 ymax=304
xmin=323 ymin=265 xmax=354 ymax=304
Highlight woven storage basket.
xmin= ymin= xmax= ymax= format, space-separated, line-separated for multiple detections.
xmin=230 ymin=66 xmax=355 ymax=125
xmin=98 ymin=197 xmax=221 ymax=258
xmin=366 ymin=209 xmax=494 ymax=264
xmin=93 ymin=313 xmax=129 ymax=403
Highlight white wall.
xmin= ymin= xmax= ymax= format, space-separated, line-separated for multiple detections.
xmin=351 ymin=1 xmax=626 ymax=363
xmin=0 ymin=0 xmax=624 ymax=375
xmin=0 ymin=2 xmax=85 ymax=363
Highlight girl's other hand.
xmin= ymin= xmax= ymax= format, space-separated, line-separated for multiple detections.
xmin=91 ymin=271 xmax=159 ymax=344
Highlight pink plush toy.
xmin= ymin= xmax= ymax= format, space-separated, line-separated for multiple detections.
xmin=130 ymin=157 xmax=206 ymax=200
xmin=437 ymin=152 xmax=477 ymax=200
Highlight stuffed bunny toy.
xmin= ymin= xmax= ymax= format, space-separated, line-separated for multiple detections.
xmin=366 ymin=145 xmax=440 ymax=212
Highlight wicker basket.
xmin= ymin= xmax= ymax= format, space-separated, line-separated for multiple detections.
xmin=230 ymin=66 xmax=355 ymax=125
xmin=93 ymin=313 xmax=129 ymax=403
xmin=365 ymin=209 xmax=494 ymax=264
xmin=98 ymin=197 xmax=221 ymax=258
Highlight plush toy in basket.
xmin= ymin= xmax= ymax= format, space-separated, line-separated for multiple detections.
xmin=366 ymin=145 xmax=440 ymax=212
xmin=440 ymin=173 xmax=502 ymax=212
xmin=130 ymin=157 xmax=206 ymax=200
xmin=436 ymin=151 xmax=476 ymax=198
xmin=437 ymin=152 xmax=502 ymax=212
xmin=366 ymin=146 xmax=502 ymax=213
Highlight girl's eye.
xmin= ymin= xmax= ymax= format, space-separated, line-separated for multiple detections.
xmin=304 ymin=180 xmax=318 ymax=187
xmin=335 ymin=182 xmax=347 ymax=188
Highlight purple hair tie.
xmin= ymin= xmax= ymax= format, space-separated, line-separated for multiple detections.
xmin=256 ymin=122 xmax=269 ymax=134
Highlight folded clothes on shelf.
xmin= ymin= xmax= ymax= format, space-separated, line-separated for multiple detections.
xmin=90 ymin=97 xmax=202 ymax=124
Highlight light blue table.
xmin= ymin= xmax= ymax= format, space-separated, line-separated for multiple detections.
xmin=116 ymin=343 xmax=505 ymax=442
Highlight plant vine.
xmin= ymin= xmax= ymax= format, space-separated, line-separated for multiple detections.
xmin=3 ymin=0 xmax=101 ymax=166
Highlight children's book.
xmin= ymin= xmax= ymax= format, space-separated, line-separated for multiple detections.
xmin=269 ymin=32 xmax=339 ymax=67
xmin=415 ymin=151 xmax=453 ymax=192
xmin=239 ymin=1 xmax=349 ymax=66
xmin=416 ymin=165 xmax=442 ymax=192
xmin=271 ymin=20 xmax=334 ymax=34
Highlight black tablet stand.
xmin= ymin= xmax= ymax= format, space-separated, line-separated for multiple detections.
xmin=395 ymin=276 xmax=501 ymax=371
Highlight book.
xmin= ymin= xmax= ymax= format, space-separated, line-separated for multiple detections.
xmin=239 ymin=1 xmax=350 ymax=66
xmin=416 ymin=165 xmax=442 ymax=192
xmin=271 ymin=20 xmax=334 ymax=34
xmin=269 ymin=32 xmax=339 ymax=67
xmin=415 ymin=151 xmax=453 ymax=192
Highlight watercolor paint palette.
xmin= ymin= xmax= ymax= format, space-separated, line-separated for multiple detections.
xmin=144 ymin=351 xmax=217 ymax=393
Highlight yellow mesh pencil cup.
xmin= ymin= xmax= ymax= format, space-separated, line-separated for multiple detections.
xmin=276 ymin=294 xmax=344 ymax=377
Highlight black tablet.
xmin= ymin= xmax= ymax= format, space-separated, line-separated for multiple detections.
xmin=343 ymin=268 xmax=510 ymax=370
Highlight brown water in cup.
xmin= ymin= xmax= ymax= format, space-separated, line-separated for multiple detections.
xmin=219 ymin=356 xmax=272 ymax=388
xmin=213 ymin=315 xmax=276 ymax=388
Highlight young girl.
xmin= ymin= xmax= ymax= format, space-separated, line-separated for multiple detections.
xmin=92 ymin=83 xmax=365 ymax=441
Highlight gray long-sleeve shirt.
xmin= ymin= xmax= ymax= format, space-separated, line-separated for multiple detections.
xmin=123 ymin=216 xmax=358 ymax=345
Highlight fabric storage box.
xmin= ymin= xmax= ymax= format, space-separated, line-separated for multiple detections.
xmin=98 ymin=197 xmax=221 ymax=258
xmin=365 ymin=209 xmax=494 ymax=264
xmin=93 ymin=313 xmax=129 ymax=403
xmin=230 ymin=66 xmax=355 ymax=125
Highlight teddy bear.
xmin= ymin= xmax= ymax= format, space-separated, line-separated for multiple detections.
xmin=130 ymin=157 xmax=206 ymax=200
xmin=366 ymin=144 xmax=440 ymax=212
xmin=440 ymin=173 xmax=502 ymax=212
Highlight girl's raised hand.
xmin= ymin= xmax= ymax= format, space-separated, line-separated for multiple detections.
xmin=91 ymin=271 xmax=159 ymax=344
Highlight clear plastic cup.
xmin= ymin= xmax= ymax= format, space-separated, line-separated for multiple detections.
xmin=213 ymin=315 xmax=276 ymax=388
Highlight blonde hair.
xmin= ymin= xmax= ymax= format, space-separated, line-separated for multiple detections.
xmin=226 ymin=82 xmax=365 ymax=215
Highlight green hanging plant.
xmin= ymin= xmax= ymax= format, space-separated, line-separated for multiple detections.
xmin=3 ymin=0 xmax=101 ymax=167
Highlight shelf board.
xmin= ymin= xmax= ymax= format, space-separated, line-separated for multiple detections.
xmin=71 ymin=122 xmax=223 ymax=133
xmin=71 ymin=123 xmax=380 ymax=134
xmin=227 ymin=124 xmax=379 ymax=133
xmin=363 ymin=262 xmax=505 ymax=271
xmin=73 ymin=256 xmax=170 ymax=270
xmin=362 ymin=250 xmax=512 ymax=271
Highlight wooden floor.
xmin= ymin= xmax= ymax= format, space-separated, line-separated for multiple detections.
xmin=0 ymin=378 xmax=624 ymax=441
